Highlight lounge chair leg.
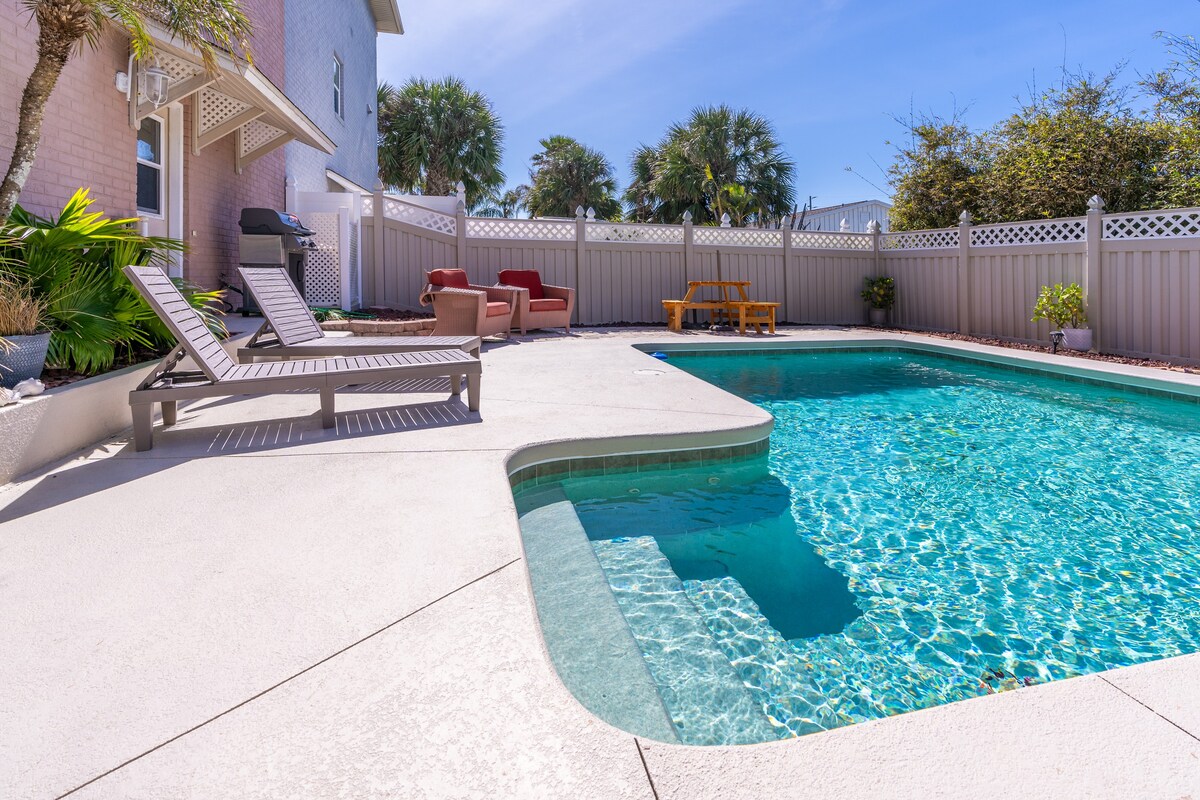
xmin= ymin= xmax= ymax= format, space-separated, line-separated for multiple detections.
xmin=132 ymin=403 xmax=154 ymax=452
xmin=449 ymin=373 xmax=462 ymax=396
xmin=466 ymin=373 xmax=481 ymax=412
xmin=320 ymin=386 xmax=335 ymax=428
xmin=161 ymin=400 xmax=177 ymax=427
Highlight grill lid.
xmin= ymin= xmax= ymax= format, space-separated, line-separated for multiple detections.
xmin=239 ymin=208 xmax=315 ymax=237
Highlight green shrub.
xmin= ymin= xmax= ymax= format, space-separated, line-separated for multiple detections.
xmin=860 ymin=276 xmax=896 ymax=310
xmin=1031 ymin=282 xmax=1087 ymax=329
xmin=0 ymin=189 xmax=226 ymax=373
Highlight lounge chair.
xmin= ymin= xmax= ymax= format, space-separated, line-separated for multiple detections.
xmin=236 ymin=266 xmax=481 ymax=361
xmin=419 ymin=269 xmax=516 ymax=339
xmin=497 ymin=269 xmax=575 ymax=335
xmin=123 ymin=265 xmax=481 ymax=452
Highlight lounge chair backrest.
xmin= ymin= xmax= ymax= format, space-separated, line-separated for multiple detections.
xmin=123 ymin=265 xmax=237 ymax=382
xmin=238 ymin=266 xmax=325 ymax=346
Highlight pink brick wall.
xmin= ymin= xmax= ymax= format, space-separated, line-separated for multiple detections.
xmin=0 ymin=21 xmax=136 ymax=220
xmin=0 ymin=0 xmax=290 ymax=289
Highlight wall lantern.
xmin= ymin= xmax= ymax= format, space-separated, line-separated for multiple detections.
xmin=141 ymin=63 xmax=171 ymax=108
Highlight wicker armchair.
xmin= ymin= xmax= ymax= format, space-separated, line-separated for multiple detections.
xmin=420 ymin=269 xmax=516 ymax=339
xmin=497 ymin=269 xmax=575 ymax=335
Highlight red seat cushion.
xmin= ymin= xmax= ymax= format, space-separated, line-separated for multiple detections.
xmin=498 ymin=269 xmax=544 ymax=300
xmin=429 ymin=268 xmax=469 ymax=289
xmin=486 ymin=301 xmax=510 ymax=317
xmin=528 ymin=298 xmax=567 ymax=312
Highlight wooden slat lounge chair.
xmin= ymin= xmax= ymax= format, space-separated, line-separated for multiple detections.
xmin=123 ymin=265 xmax=482 ymax=452
xmin=236 ymin=266 xmax=480 ymax=361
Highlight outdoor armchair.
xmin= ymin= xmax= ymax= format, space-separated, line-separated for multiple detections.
xmin=496 ymin=269 xmax=575 ymax=335
xmin=420 ymin=268 xmax=516 ymax=339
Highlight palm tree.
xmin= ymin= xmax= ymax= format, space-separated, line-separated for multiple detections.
xmin=471 ymin=185 xmax=528 ymax=218
xmin=0 ymin=0 xmax=254 ymax=222
xmin=625 ymin=105 xmax=796 ymax=225
xmin=377 ymin=77 xmax=505 ymax=206
xmin=525 ymin=135 xmax=621 ymax=220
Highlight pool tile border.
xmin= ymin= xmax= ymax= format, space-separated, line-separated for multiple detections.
xmin=509 ymin=438 xmax=769 ymax=493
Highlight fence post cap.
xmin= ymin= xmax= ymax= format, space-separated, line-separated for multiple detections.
xmin=455 ymin=198 xmax=466 ymax=213
xmin=1087 ymin=195 xmax=1106 ymax=211
xmin=958 ymin=210 xmax=973 ymax=224
xmin=720 ymin=212 xmax=731 ymax=227
xmin=373 ymin=178 xmax=385 ymax=192
xmin=682 ymin=210 xmax=692 ymax=223
xmin=866 ymin=220 xmax=881 ymax=234
xmin=575 ymin=205 xmax=585 ymax=219
xmin=586 ymin=207 xmax=596 ymax=221
xmin=839 ymin=218 xmax=850 ymax=232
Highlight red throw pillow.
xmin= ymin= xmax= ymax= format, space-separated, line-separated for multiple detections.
xmin=498 ymin=269 xmax=544 ymax=301
xmin=429 ymin=269 xmax=469 ymax=289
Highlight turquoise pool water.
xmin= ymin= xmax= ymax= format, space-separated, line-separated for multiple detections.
xmin=514 ymin=349 xmax=1200 ymax=744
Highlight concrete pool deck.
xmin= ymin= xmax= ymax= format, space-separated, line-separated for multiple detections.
xmin=3 ymin=327 xmax=1200 ymax=799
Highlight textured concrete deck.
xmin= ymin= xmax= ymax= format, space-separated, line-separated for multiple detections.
xmin=3 ymin=328 xmax=1200 ymax=799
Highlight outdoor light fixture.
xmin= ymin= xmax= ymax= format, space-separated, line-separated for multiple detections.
xmin=141 ymin=63 xmax=171 ymax=108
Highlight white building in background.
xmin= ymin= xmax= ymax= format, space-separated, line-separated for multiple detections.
xmin=798 ymin=199 xmax=892 ymax=232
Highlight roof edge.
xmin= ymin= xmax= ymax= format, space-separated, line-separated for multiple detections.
xmin=370 ymin=0 xmax=404 ymax=34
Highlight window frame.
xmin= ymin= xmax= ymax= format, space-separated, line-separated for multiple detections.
xmin=333 ymin=55 xmax=344 ymax=119
xmin=136 ymin=116 xmax=165 ymax=218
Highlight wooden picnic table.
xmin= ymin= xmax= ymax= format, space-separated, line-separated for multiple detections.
xmin=662 ymin=280 xmax=779 ymax=335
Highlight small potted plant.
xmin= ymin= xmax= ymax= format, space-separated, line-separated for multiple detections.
xmin=1031 ymin=282 xmax=1090 ymax=351
xmin=0 ymin=275 xmax=50 ymax=389
xmin=861 ymin=276 xmax=895 ymax=326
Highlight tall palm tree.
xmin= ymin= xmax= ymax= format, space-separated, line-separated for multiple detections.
xmin=525 ymin=135 xmax=621 ymax=219
xmin=471 ymin=185 xmax=528 ymax=218
xmin=0 ymin=0 xmax=254 ymax=222
xmin=377 ymin=76 xmax=505 ymax=205
xmin=625 ymin=105 xmax=796 ymax=225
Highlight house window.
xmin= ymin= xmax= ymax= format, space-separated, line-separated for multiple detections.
xmin=333 ymin=56 xmax=344 ymax=118
xmin=136 ymin=117 xmax=163 ymax=216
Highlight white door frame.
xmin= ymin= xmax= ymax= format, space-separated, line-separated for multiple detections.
xmin=164 ymin=102 xmax=184 ymax=278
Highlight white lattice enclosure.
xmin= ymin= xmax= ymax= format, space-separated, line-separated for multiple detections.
xmin=382 ymin=198 xmax=456 ymax=236
xmin=348 ymin=221 xmax=361 ymax=308
xmin=970 ymin=218 xmax=1086 ymax=247
xmin=693 ymin=227 xmax=783 ymax=247
xmin=1103 ymin=209 xmax=1200 ymax=240
xmin=585 ymin=222 xmax=685 ymax=244
xmin=197 ymin=89 xmax=252 ymax=137
xmin=880 ymin=229 xmax=959 ymax=250
xmin=792 ymin=231 xmax=874 ymax=250
xmin=467 ymin=218 xmax=575 ymax=241
xmin=303 ymin=212 xmax=341 ymax=306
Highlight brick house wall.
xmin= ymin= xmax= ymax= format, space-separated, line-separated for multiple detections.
xmin=283 ymin=0 xmax=380 ymax=193
xmin=0 ymin=0 xmax=321 ymax=290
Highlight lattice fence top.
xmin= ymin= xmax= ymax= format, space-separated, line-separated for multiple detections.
xmin=693 ymin=227 xmax=783 ymax=247
xmin=1103 ymin=209 xmax=1200 ymax=240
xmin=971 ymin=218 xmax=1086 ymax=247
xmin=792 ymin=231 xmax=873 ymax=250
xmin=585 ymin=222 xmax=685 ymax=244
xmin=239 ymin=119 xmax=285 ymax=157
xmin=360 ymin=195 xmax=374 ymax=217
xmin=382 ymin=198 xmax=457 ymax=236
xmin=880 ymin=228 xmax=959 ymax=250
xmin=467 ymin=217 xmax=575 ymax=241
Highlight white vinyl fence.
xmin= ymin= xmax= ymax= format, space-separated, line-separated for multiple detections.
xmin=360 ymin=192 xmax=1200 ymax=364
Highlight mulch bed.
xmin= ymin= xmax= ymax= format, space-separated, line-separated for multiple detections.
xmin=360 ymin=307 xmax=434 ymax=321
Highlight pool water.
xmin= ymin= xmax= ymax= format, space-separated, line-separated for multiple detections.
xmin=514 ymin=349 xmax=1200 ymax=744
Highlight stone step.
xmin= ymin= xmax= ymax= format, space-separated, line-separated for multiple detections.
xmin=591 ymin=535 xmax=777 ymax=745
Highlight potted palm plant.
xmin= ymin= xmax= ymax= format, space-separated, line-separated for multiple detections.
xmin=0 ymin=274 xmax=49 ymax=389
xmin=861 ymin=276 xmax=896 ymax=326
xmin=1032 ymin=282 xmax=1090 ymax=351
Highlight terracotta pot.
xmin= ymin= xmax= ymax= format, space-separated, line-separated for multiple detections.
xmin=0 ymin=332 xmax=50 ymax=389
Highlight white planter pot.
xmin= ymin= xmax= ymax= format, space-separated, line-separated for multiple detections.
xmin=868 ymin=307 xmax=889 ymax=327
xmin=1061 ymin=327 xmax=1092 ymax=351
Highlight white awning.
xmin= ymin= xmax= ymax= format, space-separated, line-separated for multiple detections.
xmin=134 ymin=27 xmax=335 ymax=173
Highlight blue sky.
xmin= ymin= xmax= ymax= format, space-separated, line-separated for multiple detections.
xmin=377 ymin=1 xmax=1197 ymax=210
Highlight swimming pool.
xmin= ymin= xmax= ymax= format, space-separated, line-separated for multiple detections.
xmin=513 ymin=347 xmax=1200 ymax=745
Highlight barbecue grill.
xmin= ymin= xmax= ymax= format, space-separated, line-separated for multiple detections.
xmin=238 ymin=208 xmax=317 ymax=313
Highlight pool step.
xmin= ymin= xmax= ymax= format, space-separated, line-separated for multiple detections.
xmin=591 ymin=535 xmax=777 ymax=745
xmin=683 ymin=575 xmax=858 ymax=737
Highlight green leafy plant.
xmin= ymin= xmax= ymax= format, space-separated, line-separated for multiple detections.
xmin=860 ymin=276 xmax=896 ymax=310
xmin=0 ymin=188 xmax=226 ymax=374
xmin=1031 ymin=282 xmax=1087 ymax=329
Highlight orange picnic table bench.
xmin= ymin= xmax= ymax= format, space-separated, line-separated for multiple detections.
xmin=662 ymin=280 xmax=779 ymax=335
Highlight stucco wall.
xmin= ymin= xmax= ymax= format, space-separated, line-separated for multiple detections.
xmin=283 ymin=0 xmax=380 ymax=193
